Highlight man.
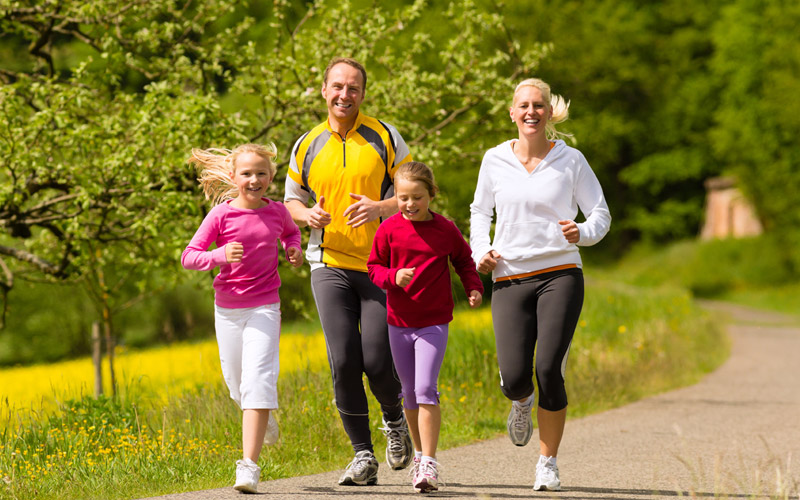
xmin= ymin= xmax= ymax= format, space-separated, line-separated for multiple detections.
xmin=284 ymin=57 xmax=413 ymax=486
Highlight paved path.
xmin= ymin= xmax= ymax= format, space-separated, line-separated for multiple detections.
xmin=143 ymin=302 xmax=800 ymax=499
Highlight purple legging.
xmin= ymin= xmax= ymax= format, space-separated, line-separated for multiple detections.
xmin=388 ymin=323 xmax=449 ymax=409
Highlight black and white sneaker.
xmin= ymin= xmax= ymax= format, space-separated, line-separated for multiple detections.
xmin=338 ymin=450 xmax=379 ymax=486
xmin=381 ymin=414 xmax=413 ymax=470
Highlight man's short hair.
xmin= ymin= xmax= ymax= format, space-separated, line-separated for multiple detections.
xmin=323 ymin=57 xmax=367 ymax=90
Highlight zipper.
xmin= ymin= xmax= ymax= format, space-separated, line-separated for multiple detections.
xmin=335 ymin=131 xmax=347 ymax=168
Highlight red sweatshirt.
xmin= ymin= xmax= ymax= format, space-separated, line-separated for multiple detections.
xmin=368 ymin=212 xmax=483 ymax=328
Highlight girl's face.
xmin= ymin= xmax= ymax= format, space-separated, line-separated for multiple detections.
xmin=395 ymin=177 xmax=433 ymax=222
xmin=230 ymin=152 xmax=273 ymax=209
xmin=510 ymin=86 xmax=550 ymax=137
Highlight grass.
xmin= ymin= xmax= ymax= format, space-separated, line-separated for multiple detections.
xmin=606 ymin=236 xmax=800 ymax=317
xmin=0 ymin=279 xmax=728 ymax=500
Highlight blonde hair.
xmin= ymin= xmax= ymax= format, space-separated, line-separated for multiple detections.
xmin=513 ymin=78 xmax=572 ymax=141
xmin=395 ymin=161 xmax=438 ymax=197
xmin=188 ymin=143 xmax=277 ymax=205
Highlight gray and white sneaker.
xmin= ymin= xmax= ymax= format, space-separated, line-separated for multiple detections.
xmin=234 ymin=458 xmax=261 ymax=493
xmin=264 ymin=411 xmax=279 ymax=446
xmin=381 ymin=414 xmax=413 ymax=470
xmin=533 ymin=455 xmax=561 ymax=491
xmin=507 ymin=398 xmax=534 ymax=446
xmin=338 ymin=450 xmax=379 ymax=486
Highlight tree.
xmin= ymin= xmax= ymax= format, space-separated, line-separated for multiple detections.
xmin=0 ymin=0 xmax=547 ymax=375
xmin=708 ymin=0 xmax=800 ymax=270
xmin=0 ymin=0 xmax=254 ymax=392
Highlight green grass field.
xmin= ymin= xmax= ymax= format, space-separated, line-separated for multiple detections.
xmin=0 ymin=279 xmax=728 ymax=500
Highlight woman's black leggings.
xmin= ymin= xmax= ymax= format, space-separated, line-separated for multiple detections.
xmin=491 ymin=268 xmax=584 ymax=411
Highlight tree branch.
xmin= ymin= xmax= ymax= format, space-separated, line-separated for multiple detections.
xmin=0 ymin=245 xmax=61 ymax=276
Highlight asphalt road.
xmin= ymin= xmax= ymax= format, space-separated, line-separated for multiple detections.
xmin=142 ymin=301 xmax=800 ymax=499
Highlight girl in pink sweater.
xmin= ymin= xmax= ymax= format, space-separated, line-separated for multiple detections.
xmin=181 ymin=143 xmax=302 ymax=493
xmin=367 ymin=161 xmax=483 ymax=493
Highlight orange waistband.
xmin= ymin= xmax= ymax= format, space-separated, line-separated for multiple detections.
xmin=495 ymin=264 xmax=578 ymax=282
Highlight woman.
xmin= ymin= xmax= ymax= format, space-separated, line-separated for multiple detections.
xmin=470 ymin=78 xmax=611 ymax=491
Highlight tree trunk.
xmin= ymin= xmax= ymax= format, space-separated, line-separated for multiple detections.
xmin=103 ymin=305 xmax=117 ymax=397
xmin=92 ymin=321 xmax=103 ymax=397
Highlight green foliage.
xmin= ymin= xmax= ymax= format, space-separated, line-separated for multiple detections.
xmin=709 ymin=0 xmax=800 ymax=268
xmin=0 ymin=0 xmax=546 ymax=364
xmin=607 ymin=235 xmax=797 ymax=298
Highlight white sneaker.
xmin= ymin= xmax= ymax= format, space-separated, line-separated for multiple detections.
xmin=234 ymin=458 xmax=261 ymax=493
xmin=414 ymin=458 xmax=440 ymax=493
xmin=507 ymin=399 xmax=534 ymax=446
xmin=264 ymin=411 xmax=279 ymax=446
xmin=533 ymin=455 xmax=561 ymax=491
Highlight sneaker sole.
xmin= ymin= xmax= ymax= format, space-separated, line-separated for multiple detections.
xmin=338 ymin=476 xmax=378 ymax=486
xmin=534 ymin=483 xmax=561 ymax=491
xmin=388 ymin=455 xmax=413 ymax=470
xmin=414 ymin=480 xmax=438 ymax=493
xmin=234 ymin=483 xmax=258 ymax=493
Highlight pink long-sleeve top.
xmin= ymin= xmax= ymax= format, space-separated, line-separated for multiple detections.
xmin=368 ymin=212 xmax=484 ymax=328
xmin=181 ymin=199 xmax=302 ymax=308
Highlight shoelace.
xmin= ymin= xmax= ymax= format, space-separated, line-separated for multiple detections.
xmin=348 ymin=454 xmax=373 ymax=475
xmin=536 ymin=460 xmax=558 ymax=479
xmin=417 ymin=460 xmax=446 ymax=487
xmin=380 ymin=423 xmax=409 ymax=453
xmin=408 ymin=458 xmax=420 ymax=479
xmin=512 ymin=402 xmax=531 ymax=431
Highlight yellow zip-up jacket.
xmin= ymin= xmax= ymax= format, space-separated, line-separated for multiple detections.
xmin=285 ymin=112 xmax=412 ymax=272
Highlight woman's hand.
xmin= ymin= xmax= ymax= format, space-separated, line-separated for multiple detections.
xmin=559 ymin=220 xmax=580 ymax=244
xmin=478 ymin=250 xmax=502 ymax=274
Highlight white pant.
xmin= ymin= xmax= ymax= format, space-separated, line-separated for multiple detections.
xmin=214 ymin=303 xmax=281 ymax=409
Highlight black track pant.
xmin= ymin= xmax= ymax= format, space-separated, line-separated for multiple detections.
xmin=491 ymin=268 xmax=584 ymax=411
xmin=311 ymin=267 xmax=404 ymax=453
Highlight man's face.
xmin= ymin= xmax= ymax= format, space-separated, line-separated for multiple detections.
xmin=321 ymin=63 xmax=365 ymax=128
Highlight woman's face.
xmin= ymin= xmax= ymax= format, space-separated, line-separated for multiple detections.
xmin=510 ymin=86 xmax=550 ymax=137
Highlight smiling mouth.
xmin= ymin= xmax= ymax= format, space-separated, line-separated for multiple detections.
xmin=524 ymin=119 xmax=540 ymax=125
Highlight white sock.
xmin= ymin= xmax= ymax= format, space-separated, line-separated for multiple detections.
xmin=422 ymin=455 xmax=436 ymax=464
xmin=415 ymin=451 xmax=423 ymax=460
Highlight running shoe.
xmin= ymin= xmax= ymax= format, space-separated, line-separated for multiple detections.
xmin=234 ymin=458 xmax=261 ymax=493
xmin=338 ymin=450 xmax=379 ymax=486
xmin=533 ymin=455 xmax=561 ymax=491
xmin=381 ymin=414 xmax=413 ymax=470
xmin=264 ymin=411 xmax=279 ymax=446
xmin=507 ymin=399 xmax=534 ymax=446
xmin=413 ymin=458 xmax=439 ymax=493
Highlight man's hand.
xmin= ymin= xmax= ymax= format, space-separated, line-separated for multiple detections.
xmin=395 ymin=267 xmax=416 ymax=288
xmin=306 ymin=195 xmax=332 ymax=229
xmin=344 ymin=193 xmax=383 ymax=228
